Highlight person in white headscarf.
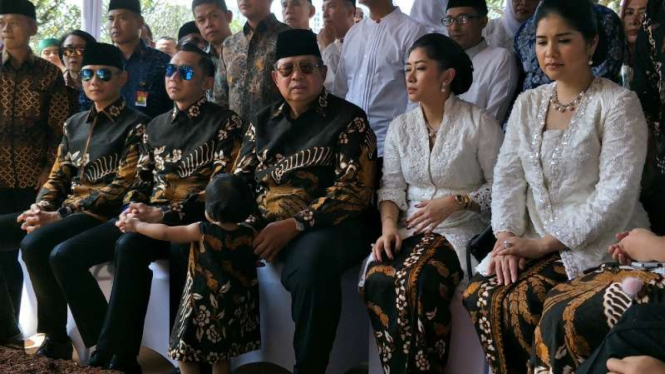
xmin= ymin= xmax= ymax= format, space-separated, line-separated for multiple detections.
xmin=483 ymin=0 xmax=538 ymax=51
xmin=410 ymin=0 xmax=448 ymax=34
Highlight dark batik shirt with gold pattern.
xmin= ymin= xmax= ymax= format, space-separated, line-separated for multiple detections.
xmin=234 ymin=90 xmax=377 ymax=231
xmin=36 ymin=98 xmax=148 ymax=219
xmin=125 ymin=98 xmax=245 ymax=224
xmin=0 ymin=50 xmax=72 ymax=190
xmin=214 ymin=14 xmax=289 ymax=125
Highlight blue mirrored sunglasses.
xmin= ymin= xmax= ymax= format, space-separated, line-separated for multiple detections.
xmin=81 ymin=68 xmax=119 ymax=82
xmin=165 ymin=64 xmax=195 ymax=80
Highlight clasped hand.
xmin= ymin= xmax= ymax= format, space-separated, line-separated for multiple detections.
xmin=16 ymin=204 xmax=60 ymax=233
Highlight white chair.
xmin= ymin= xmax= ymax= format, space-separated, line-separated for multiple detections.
xmin=368 ymin=287 xmax=489 ymax=374
xmin=231 ymin=262 xmax=370 ymax=374
xmin=20 ymin=258 xmax=175 ymax=365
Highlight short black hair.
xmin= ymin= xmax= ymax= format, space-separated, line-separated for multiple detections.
xmin=205 ymin=174 xmax=256 ymax=224
xmin=179 ymin=42 xmax=216 ymax=77
xmin=192 ymin=0 xmax=228 ymax=12
xmin=58 ymin=30 xmax=97 ymax=63
xmin=534 ymin=0 xmax=607 ymax=68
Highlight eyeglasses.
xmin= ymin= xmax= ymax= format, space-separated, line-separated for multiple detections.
xmin=274 ymin=60 xmax=322 ymax=77
xmin=81 ymin=68 xmax=121 ymax=82
xmin=62 ymin=47 xmax=85 ymax=57
xmin=441 ymin=14 xmax=481 ymax=27
xmin=165 ymin=64 xmax=195 ymax=80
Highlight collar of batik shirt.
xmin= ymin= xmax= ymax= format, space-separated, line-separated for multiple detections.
xmin=1 ymin=48 xmax=36 ymax=69
xmin=271 ymin=88 xmax=330 ymax=120
xmin=86 ymin=97 xmax=127 ymax=124
xmin=243 ymin=13 xmax=281 ymax=36
xmin=171 ymin=96 xmax=207 ymax=122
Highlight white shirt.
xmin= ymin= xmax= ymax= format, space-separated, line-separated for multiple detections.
xmin=409 ymin=0 xmax=448 ymax=34
xmin=459 ymin=39 xmax=518 ymax=123
xmin=321 ymin=39 xmax=342 ymax=91
xmin=378 ymin=96 xmax=503 ymax=273
xmin=482 ymin=78 xmax=649 ymax=279
xmin=333 ymin=7 xmax=428 ymax=156
xmin=483 ymin=18 xmax=514 ymax=52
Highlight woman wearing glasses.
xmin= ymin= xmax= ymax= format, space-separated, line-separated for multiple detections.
xmin=58 ymin=30 xmax=97 ymax=111
xmin=360 ymin=33 xmax=503 ymax=374
xmin=462 ymin=1 xmax=649 ymax=373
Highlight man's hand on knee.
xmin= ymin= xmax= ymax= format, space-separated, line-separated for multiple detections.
xmin=254 ymin=218 xmax=300 ymax=263
xmin=119 ymin=203 xmax=163 ymax=224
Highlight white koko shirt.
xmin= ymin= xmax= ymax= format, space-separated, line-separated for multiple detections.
xmin=459 ymin=39 xmax=519 ymax=123
xmin=332 ymin=7 xmax=427 ymax=156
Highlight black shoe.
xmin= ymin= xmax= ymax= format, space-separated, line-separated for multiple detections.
xmin=88 ymin=349 xmax=112 ymax=368
xmin=108 ymin=355 xmax=143 ymax=374
xmin=35 ymin=336 xmax=73 ymax=360
xmin=0 ymin=334 xmax=24 ymax=350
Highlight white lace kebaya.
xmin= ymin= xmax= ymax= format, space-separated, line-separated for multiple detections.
xmin=378 ymin=95 xmax=503 ymax=273
xmin=481 ymin=78 xmax=650 ymax=279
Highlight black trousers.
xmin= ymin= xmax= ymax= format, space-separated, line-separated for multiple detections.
xmin=56 ymin=219 xmax=189 ymax=355
xmin=20 ymin=213 xmax=104 ymax=340
xmin=279 ymin=217 xmax=371 ymax=374
xmin=576 ymin=302 xmax=665 ymax=374
xmin=0 ymin=188 xmax=37 ymax=339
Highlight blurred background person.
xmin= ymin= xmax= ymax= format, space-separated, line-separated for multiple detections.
xmin=141 ymin=23 xmax=154 ymax=47
xmin=354 ymin=6 xmax=364 ymax=23
xmin=58 ymin=30 xmax=97 ymax=112
xmin=155 ymin=36 xmax=177 ymax=56
xmin=318 ymin=0 xmax=356 ymax=89
xmin=483 ymin=0 xmax=538 ymax=52
xmin=177 ymin=21 xmax=207 ymax=50
xmin=38 ymin=37 xmax=63 ymax=70
xmin=620 ymin=0 xmax=648 ymax=87
xmin=282 ymin=0 xmax=316 ymax=29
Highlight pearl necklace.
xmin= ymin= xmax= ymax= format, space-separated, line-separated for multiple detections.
xmin=550 ymin=81 xmax=591 ymax=113
xmin=426 ymin=123 xmax=439 ymax=139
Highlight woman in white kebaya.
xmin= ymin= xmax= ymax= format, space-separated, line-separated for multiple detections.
xmin=463 ymin=1 xmax=649 ymax=373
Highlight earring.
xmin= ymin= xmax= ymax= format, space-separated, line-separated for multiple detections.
xmin=441 ymin=82 xmax=448 ymax=93
xmin=588 ymin=56 xmax=593 ymax=66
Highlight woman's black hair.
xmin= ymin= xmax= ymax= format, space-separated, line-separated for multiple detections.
xmin=58 ymin=30 xmax=97 ymax=63
xmin=204 ymin=174 xmax=256 ymax=224
xmin=534 ymin=0 xmax=608 ymax=68
xmin=407 ymin=33 xmax=474 ymax=95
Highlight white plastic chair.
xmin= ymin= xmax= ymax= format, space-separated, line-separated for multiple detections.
xmin=368 ymin=287 xmax=489 ymax=374
xmin=231 ymin=262 xmax=370 ymax=374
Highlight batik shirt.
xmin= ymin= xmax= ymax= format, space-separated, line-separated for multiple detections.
xmin=514 ymin=4 xmax=626 ymax=92
xmin=36 ymin=98 xmax=148 ymax=219
xmin=124 ymin=98 xmax=244 ymax=224
xmin=213 ymin=14 xmax=289 ymax=125
xmin=234 ymin=89 xmax=377 ymax=231
xmin=0 ymin=50 xmax=72 ymax=190
xmin=122 ymin=40 xmax=173 ymax=119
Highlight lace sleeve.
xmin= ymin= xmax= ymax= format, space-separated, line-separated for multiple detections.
xmin=468 ymin=110 xmax=503 ymax=214
xmin=377 ymin=118 xmax=408 ymax=211
xmin=491 ymin=96 xmax=528 ymax=235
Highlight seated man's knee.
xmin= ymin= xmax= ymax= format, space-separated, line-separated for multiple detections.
xmin=20 ymin=231 xmax=49 ymax=263
xmin=49 ymin=241 xmax=77 ymax=271
xmin=281 ymin=235 xmax=339 ymax=290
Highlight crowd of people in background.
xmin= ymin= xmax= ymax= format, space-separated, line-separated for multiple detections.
xmin=1 ymin=0 xmax=665 ymax=374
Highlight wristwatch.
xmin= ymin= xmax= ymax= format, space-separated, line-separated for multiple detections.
xmin=454 ymin=194 xmax=472 ymax=210
xmin=57 ymin=206 xmax=73 ymax=219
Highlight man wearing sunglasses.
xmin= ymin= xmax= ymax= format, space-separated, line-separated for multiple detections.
xmin=107 ymin=0 xmax=172 ymax=119
xmin=0 ymin=0 xmax=72 ymax=350
xmin=12 ymin=42 xmax=149 ymax=361
xmin=55 ymin=44 xmax=244 ymax=374
xmin=446 ymin=0 xmax=517 ymax=123
xmin=234 ymin=29 xmax=377 ymax=374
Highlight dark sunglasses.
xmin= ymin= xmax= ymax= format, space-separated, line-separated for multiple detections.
xmin=274 ymin=60 xmax=322 ymax=77
xmin=62 ymin=47 xmax=85 ymax=57
xmin=81 ymin=68 xmax=121 ymax=82
xmin=165 ymin=64 xmax=195 ymax=80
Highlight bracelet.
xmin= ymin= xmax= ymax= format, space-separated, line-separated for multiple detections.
xmin=454 ymin=194 xmax=472 ymax=210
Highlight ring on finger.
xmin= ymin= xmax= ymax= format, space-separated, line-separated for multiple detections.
xmin=503 ymin=240 xmax=511 ymax=249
